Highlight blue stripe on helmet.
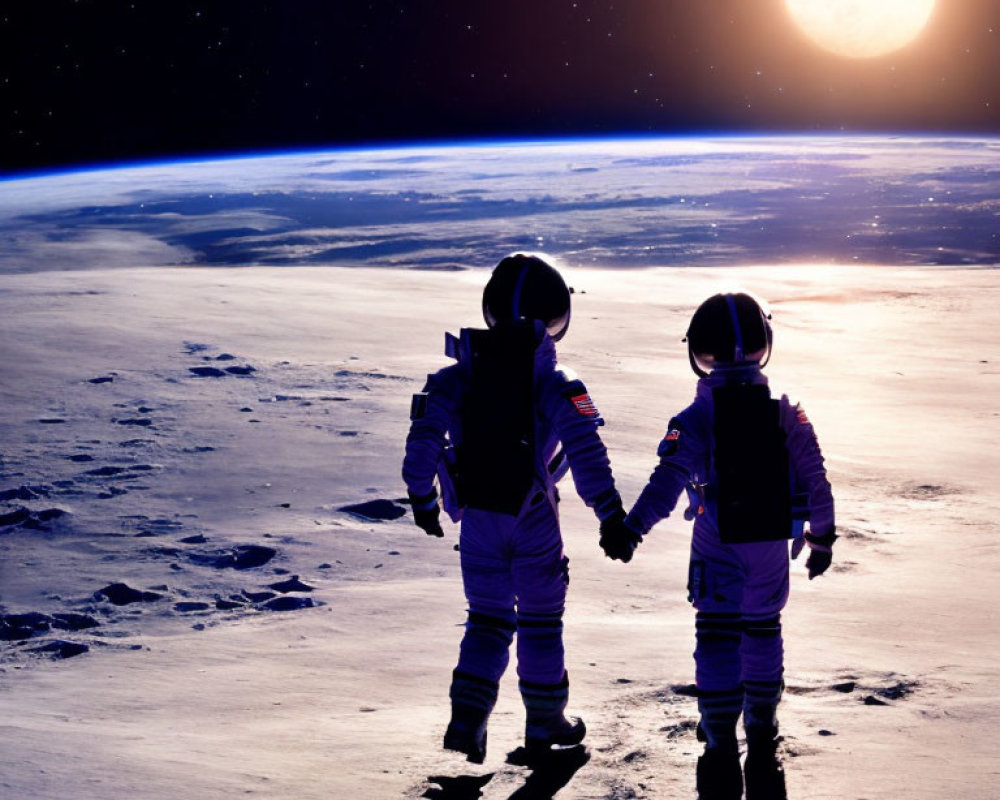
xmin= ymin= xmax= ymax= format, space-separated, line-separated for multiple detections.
xmin=725 ymin=294 xmax=744 ymax=362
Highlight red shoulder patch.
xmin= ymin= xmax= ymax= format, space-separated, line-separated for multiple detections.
xmin=570 ymin=393 xmax=598 ymax=417
xmin=796 ymin=407 xmax=810 ymax=425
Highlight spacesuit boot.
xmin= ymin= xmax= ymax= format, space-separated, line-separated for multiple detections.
xmin=696 ymin=747 xmax=744 ymax=800
xmin=743 ymin=693 xmax=786 ymax=800
xmin=443 ymin=670 xmax=499 ymax=764
xmin=695 ymin=690 xmax=743 ymax=800
xmin=520 ymin=673 xmax=586 ymax=759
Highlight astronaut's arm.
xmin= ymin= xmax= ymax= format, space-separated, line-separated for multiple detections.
xmin=625 ymin=421 xmax=697 ymax=536
xmin=402 ymin=373 xmax=456 ymax=505
xmin=782 ymin=398 xmax=835 ymax=538
xmin=550 ymin=378 xmax=623 ymax=521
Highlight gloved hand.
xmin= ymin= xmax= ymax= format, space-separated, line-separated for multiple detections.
xmin=408 ymin=490 xmax=444 ymax=537
xmin=599 ymin=510 xmax=643 ymax=563
xmin=792 ymin=528 xmax=836 ymax=579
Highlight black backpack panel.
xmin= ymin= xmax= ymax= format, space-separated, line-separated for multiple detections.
xmin=456 ymin=322 xmax=538 ymax=515
xmin=712 ymin=383 xmax=792 ymax=543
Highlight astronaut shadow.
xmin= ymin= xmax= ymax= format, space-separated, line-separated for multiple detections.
xmin=686 ymin=756 xmax=790 ymax=800
xmin=503 ymin=744 xmax=591 ymax=799
xmin=422 ymin=772 xmax=496 ymax=800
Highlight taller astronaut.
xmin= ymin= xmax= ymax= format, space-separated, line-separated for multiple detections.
xmin=402 ymin=253 xmax=625 ymax=763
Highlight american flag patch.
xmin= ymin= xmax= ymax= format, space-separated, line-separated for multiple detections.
xmin=658 ymin=428 xmax=681 ymax=457
xmin=796 ymin=407 xmax=810 ymax=425
xmin=571 ymin=393 xmax=598 ymax=417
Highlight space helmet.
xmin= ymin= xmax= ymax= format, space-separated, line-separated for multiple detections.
xmin=482 ymin=253 xmax=572 ymax=341
xmin=685 ymin=292 xmax=773 ymax=378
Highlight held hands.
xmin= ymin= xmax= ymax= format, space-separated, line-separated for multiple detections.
xmin=791 ymin=528 xmax=837 ymax=579
xmin=599 ymin=509 xmax=643 ymax=563
xmin=408 ymin=490 xmax=444 ymax=537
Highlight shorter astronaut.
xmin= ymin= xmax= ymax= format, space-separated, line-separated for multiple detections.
xmin=402 ymin=253 xmax=624 ymax=763
xmin=603 ymin=292 xmax=836 ymax=800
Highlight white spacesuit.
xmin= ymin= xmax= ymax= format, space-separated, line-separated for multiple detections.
xmin=402 ymin=253 xmax=624 ymax=763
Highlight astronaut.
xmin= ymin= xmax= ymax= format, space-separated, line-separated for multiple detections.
xmin=609 ymin=292 xmax=836 ymax=800
xmin=402 ymin=253 xmax=624 ymax=764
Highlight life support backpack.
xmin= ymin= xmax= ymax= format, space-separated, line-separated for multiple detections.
xmin=453 ymin=321 xmax=540 ymax=515
xmin=712 ymin=382 xmax=793 ymax=543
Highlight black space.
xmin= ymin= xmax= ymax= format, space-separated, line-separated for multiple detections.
xmin=2 ymin=1 xmax=998 ymax=173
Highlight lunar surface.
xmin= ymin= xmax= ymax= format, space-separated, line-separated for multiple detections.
xmin=1 ymin=136 xmax=998 ymax=799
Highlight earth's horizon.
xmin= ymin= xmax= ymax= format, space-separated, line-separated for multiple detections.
xmin=1 ymin=133 xmax=998 ymax=275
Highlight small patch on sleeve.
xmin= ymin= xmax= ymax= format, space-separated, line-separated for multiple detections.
xmin=410 ymin=392 xmax=429 ymax=420
xmin=571 ymin=393 xmax=598 ymax=417
xmin=657 ymin=428 xmax=682 ymax=457
xmin=795 ymin=405 xmax=810 ymax=426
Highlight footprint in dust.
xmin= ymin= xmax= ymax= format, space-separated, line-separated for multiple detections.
xmin=896 ymin=483 xmax=961 ymax=500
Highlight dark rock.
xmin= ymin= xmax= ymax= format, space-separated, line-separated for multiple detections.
xmin=263 ymin=596 xmax=314 ymax=612
xmin=267 ymin=576 xmax=314 ymax=593
xmin=85 ymin=466 xmax=129 ymax=477
xmin=1 ymin=612 xmax=52 ymax=640
xmin=179 ymin=534 xmax=208 ymax=544
xmin=88 ymin=376 xmax=114 ymax=384
xmin=876 ymin=681 xmax=918 ymax=701
xmin=116 ymin=418 xmax=153 ymax=427
xmin=231 ymin=544 xmax=277 ymax=569
xmin=30 ymin=640 xmax=90 ymax=659
xmin=224 ymin=365 xmax=256 ymax=375
xmin=174 ymin=602 xmax=211 ymax=613
xmin=50 ymin=612 xmax=100 ymax=631
xmin=189 ymin=366 xmax=227 ymax=377
xmin=337 ymin=499 xmax=407 ymax=522
xmin=189 ymin=544 xmax=276 ymax=572
xmin=38 ymin=418 xmax=66 ymax=424
xmin=65 ymin=454 xmax=95 ymax=462
xmin=95 ymin=582 xmax=164 ymax=605
xmin=0 ymin=507 xmax=31 ymax=527
xmin=215 ymin=598 xmax=244 ymax=610
xmin=862 ymin=695 xmax=889 ymax=706
xmin=832 ymin=681 xmax=856 ymax=693
xmin=243 ymin=590 xmax=277 ymax=602
xmin=0 ymin=485 xmax=48 ymax=502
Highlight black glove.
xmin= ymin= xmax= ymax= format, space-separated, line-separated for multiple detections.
xmin=408 ymin=490 xmax=444 ymax=537
xmin=599 ymin=510 xmax=643 ymax=563
xmin=792 ymin=528 xmax=836 ymax=579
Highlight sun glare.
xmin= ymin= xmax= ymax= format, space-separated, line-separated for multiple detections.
xmin=785 ymin=0 xmax=937 ymax=59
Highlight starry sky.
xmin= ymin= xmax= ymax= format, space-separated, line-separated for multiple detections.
xmin=2 ymin=0 xmax=999 ymax=173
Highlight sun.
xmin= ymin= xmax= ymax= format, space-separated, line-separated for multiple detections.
xmin=785 ymin=0 xmax=937 ymax=59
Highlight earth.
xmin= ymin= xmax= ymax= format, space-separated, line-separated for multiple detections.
xmin=1 ymin=135 xmax=998 ymax=274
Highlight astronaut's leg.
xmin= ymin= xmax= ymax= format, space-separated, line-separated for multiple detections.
xmin=445 ymin=510 xmax=517 ymax=763
xmin=512 ymin=501 xmax=585 ymax=757
xmin=739 ymin=541 xmax=790 ymax=800
xmin=689 ymin=534 xmax=745 ymax=799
